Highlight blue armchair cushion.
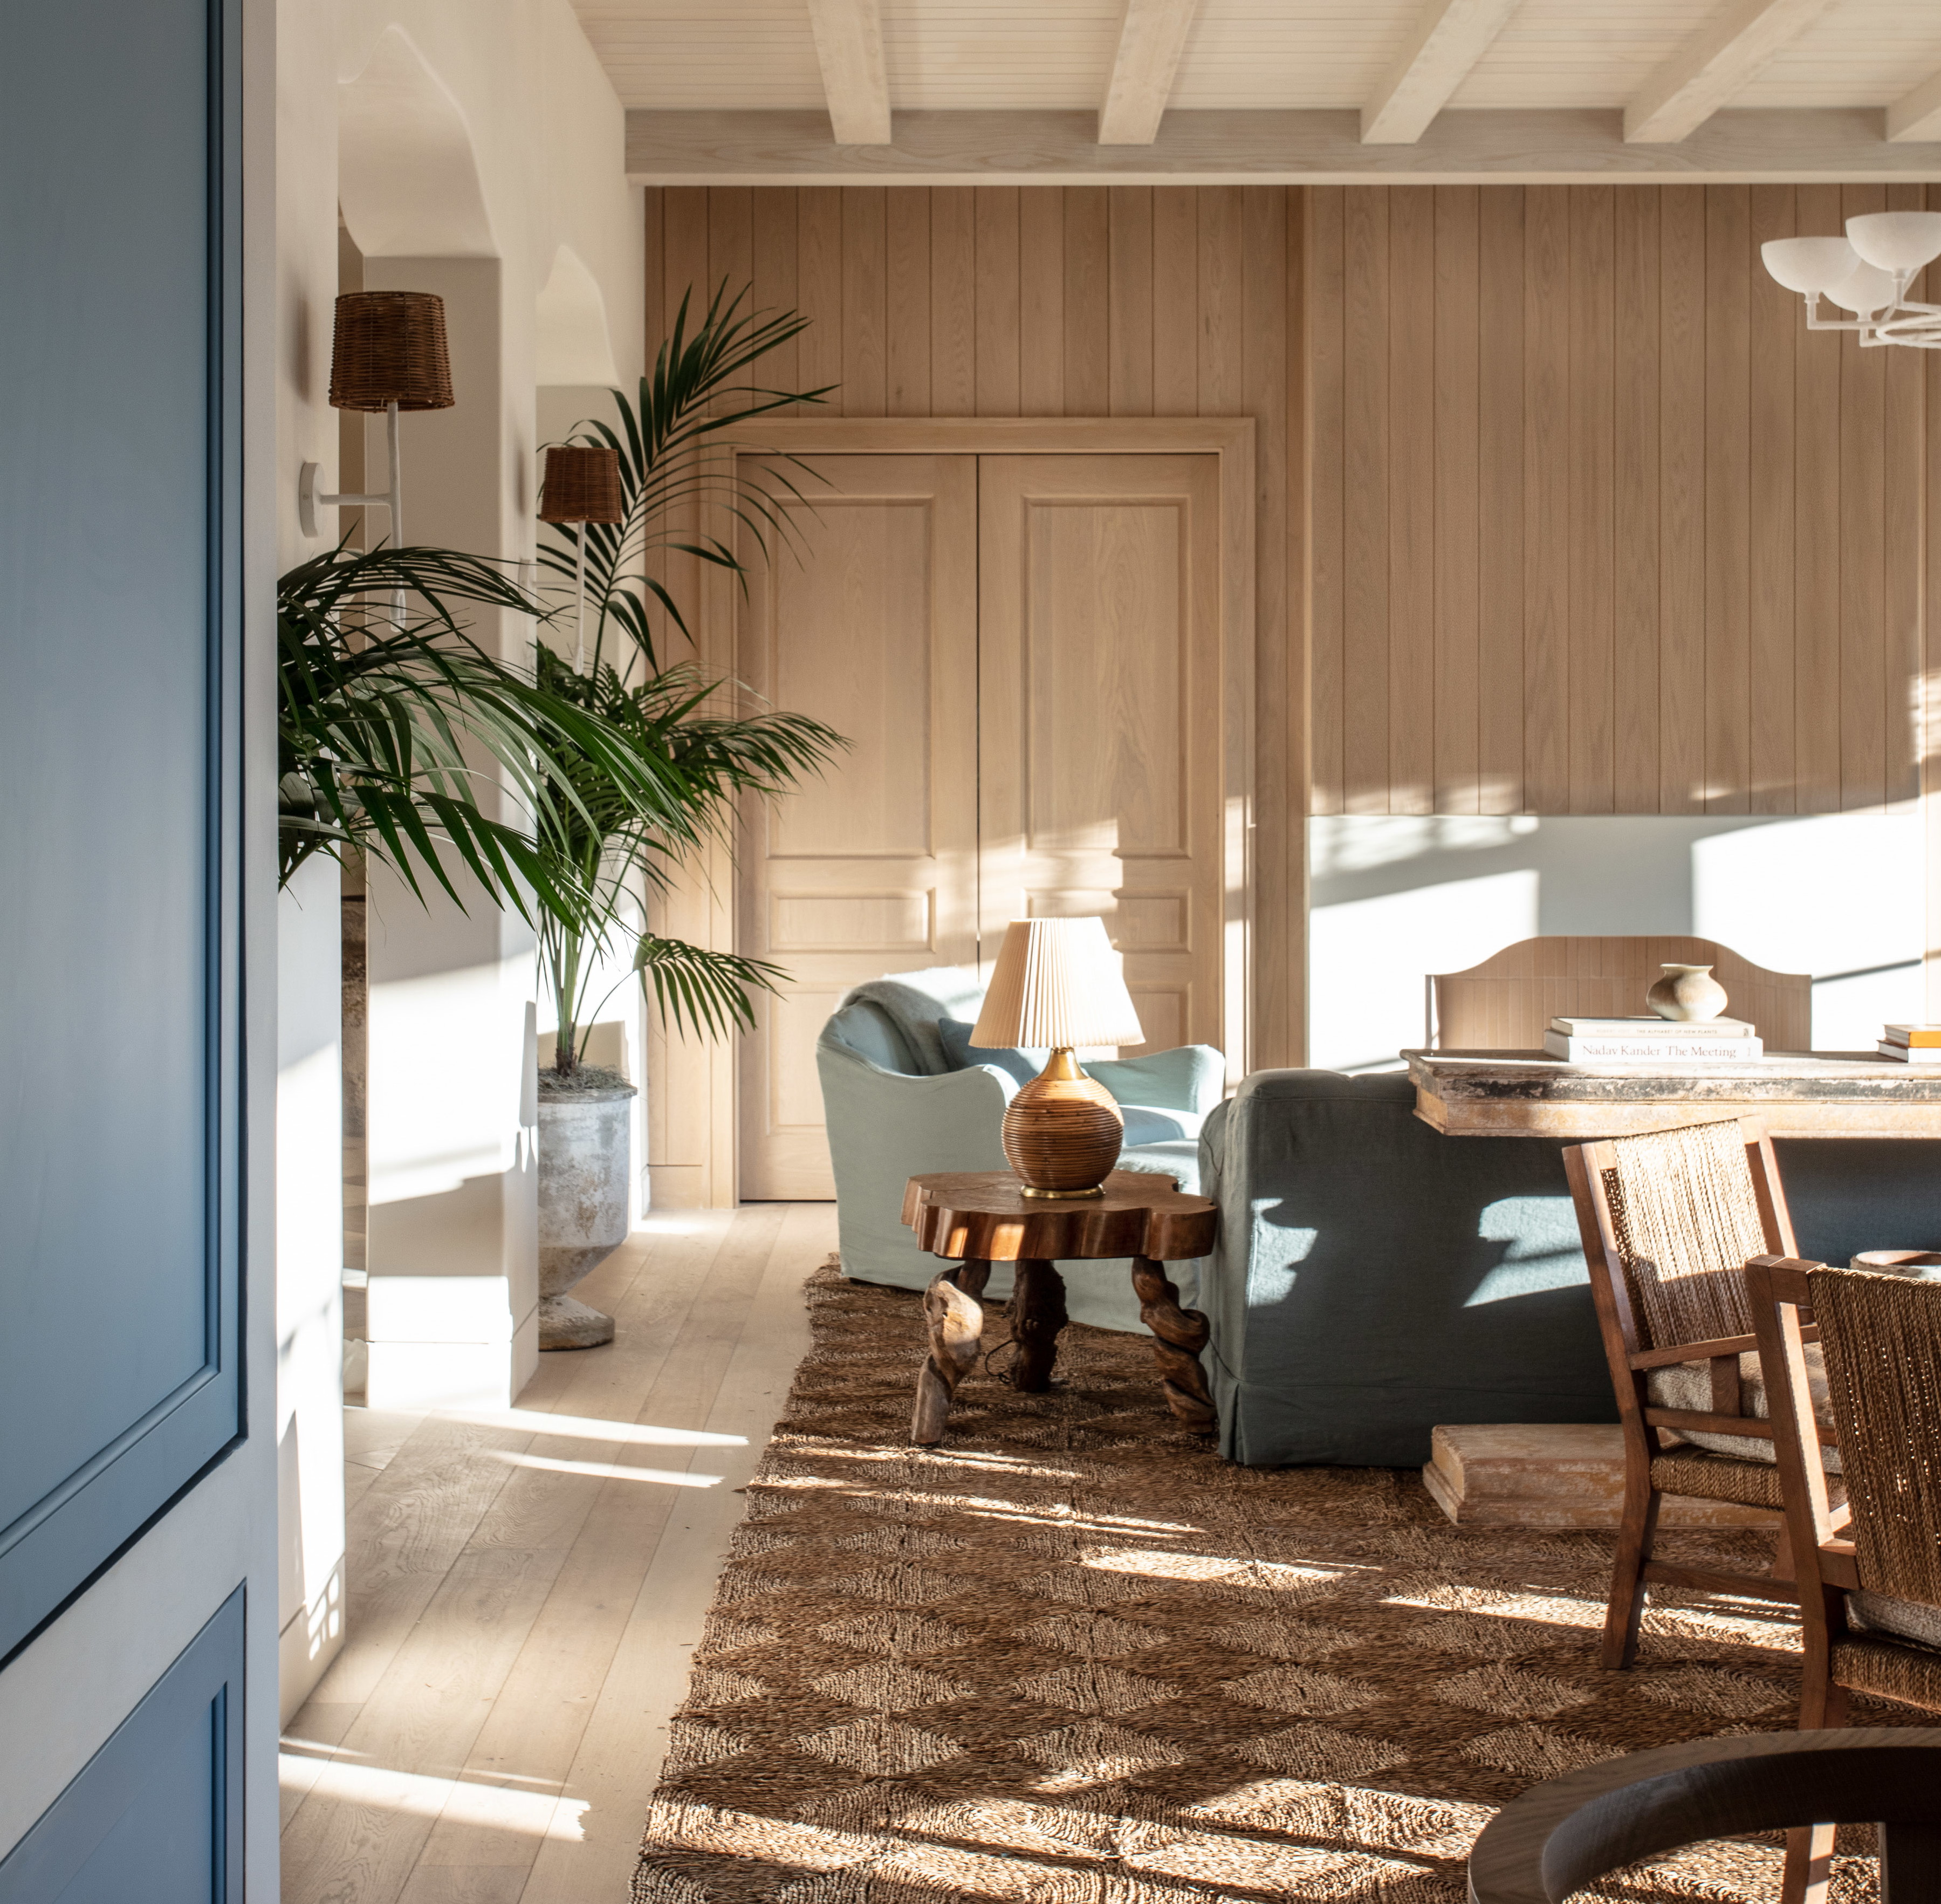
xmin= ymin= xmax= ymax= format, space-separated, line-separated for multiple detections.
xmin=937 ymin=1019 xmax=1217 ymax=1144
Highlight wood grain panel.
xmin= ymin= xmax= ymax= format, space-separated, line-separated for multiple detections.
xmin=1478 ymin=185 xmax=1525 ymax=816
xmin=885 ymin=187 xmax=930 ymax=414
xmin=1793 ymin=182 xmax=1843 ymax=816
xmin=797 ymin=188 xmax=844 ymax=409
xmin=1297 ymin=181 xmax=1934 ymax=820
xmin=1109 ymin=188 xmax=1155 ymax=417
xmin=978 ymin=455 xmax=1226 ymax=1059
xmin=1613 ymin=186 xmax=1659 ymax=811
xmin=1748 ymin=183 xmax=1796 ymax=813
xmin=1524 ymin=185 xmax=1569 ymax=814
xmin=1152 ymin=188 xmax=1198 ymax=416
xmin=1064 ymin=187 xmax=1109 ymax=417
xmin=1342 ymin=187 xmax=1390 ymax=814
xmin=975 ymin=187 xmax=1020 ymax=416
xmin=1704 ymin=186 xmax=1751 ymax=814
xmin=1388 ymin=186 xmax=1435 ymax=817
xmin=930 ymin=187 xmax=976 ymax=415
xmin=1307 ymin=187 xmax=1345 ymax=820
xmin=841 ymin=187 xmax=887 ymax=416
xmin=1568 ymin=184 xmax=1615 ymax=814
xmin=1434 ymin=184 xmax=1480 ymax=816
xmin=1019 ymin=186 xmax=1064 ymax=416
xmin=737 ymin=455 xmax=979 ymax=1198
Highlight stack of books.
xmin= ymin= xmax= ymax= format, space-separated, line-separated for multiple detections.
xmin=1878 ymin=1025 xmax=1941 ymax=1063
xmin=1542 ymin=1016 xmax=1763 ymax=1063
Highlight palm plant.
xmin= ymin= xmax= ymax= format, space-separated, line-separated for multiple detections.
xmin=533 ymin=282 xmax=846 ymax=1074
xmin=277 ymin=541 xmax=695 ymax=928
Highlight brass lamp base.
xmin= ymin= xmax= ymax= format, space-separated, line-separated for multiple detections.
xmin=1003 ymin=1047 xmax=1123 ymax=1198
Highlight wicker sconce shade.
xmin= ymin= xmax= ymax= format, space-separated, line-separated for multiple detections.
xmin=538 ymin=446 xmax=625 ymax=524
xmin=328 ymin=291 xmax=454 ymax=413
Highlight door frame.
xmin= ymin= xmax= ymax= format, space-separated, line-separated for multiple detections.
xmin=663 ymin=416 xmax=1257 ymax=1209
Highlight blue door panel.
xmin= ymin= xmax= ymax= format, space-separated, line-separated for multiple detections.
xmin=0 ymin=1590 xmax=244 ymax=1904
xmin=0 ymin=0 xmax=243 ymax=1662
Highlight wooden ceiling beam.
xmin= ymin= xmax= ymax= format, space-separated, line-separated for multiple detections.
xmin=804 ymin=0 xmax=891 ymax=146
xmin=625 ymin=108 xmax=1941 ymax=186
xmin=1360 ymin=0 xmax=1522 ymax=146
xmin=1887 ymin=69 xmax=1941 ymax=145
xmin=1098 ymin=0 xmax=1202 ymax=145
xmin=1623 ymin=0 xmax=1836 ymax=145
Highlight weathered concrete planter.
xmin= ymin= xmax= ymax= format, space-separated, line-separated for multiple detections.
xmin=536 ymin=1072 xmax=637 ymax=1350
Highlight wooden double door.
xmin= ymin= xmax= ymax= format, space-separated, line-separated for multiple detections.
xmin=736 ymin=449 xmax=1232 ymax=1200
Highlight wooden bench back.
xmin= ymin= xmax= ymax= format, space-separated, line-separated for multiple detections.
xmin=1432 ymin=935 xmax=1812 ymax=1051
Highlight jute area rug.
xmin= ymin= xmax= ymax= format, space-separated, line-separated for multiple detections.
xmin=634 ymin=1263 xmax=1892 ymax=1903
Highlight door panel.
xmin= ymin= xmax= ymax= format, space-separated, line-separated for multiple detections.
xmin=0 ymin=0 xmax=242 ymax=1663
xmin=0 ymin=1591 xmax=243 ymax=1904
xmin=978 ymin=456 xmax=1226 ymax=1057
xmin=738 ymin=456 xmax=979 ymax=1199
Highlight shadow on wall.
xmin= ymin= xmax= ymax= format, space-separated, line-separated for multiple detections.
xmin=1308 ymin=812 xmax=1922 ymax=1071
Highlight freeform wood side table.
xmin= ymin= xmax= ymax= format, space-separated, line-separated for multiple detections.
xmin=900 ymin=1169 xmax=1219 ymax=1446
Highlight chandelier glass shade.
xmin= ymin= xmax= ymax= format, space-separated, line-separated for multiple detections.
xmin=1761 ymin=211 xmax=1941 ymax=348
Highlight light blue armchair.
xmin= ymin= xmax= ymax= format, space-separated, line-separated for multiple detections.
xmin=815 ymin=966 xmax=1222 ymax=1332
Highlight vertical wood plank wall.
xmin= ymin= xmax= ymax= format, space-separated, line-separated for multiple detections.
xmin=640 ymin=183 xmax=1308 ymax=1091
xmin=1308 ymin=181 xmax=1940 ymax=817
xmin=639 ymin=183 xmax=1941 ymax=1196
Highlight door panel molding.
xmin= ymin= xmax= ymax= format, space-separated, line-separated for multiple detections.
xmin=0 ymin=1588 xmax=244 ymax=1903
xmin=708 ymin=420 xmax=1255 ymax=1208
xmin=0 ymin=0 xmax=245 ymax=1665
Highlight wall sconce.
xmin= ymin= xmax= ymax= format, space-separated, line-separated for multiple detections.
xmin=538 ymin=444 xmax=623 ymax=672
xmin=298 ymin=291 xmax=455 ymax=541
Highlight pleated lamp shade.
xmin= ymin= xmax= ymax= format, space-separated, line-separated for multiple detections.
xmin=327 ymin=291 xmax=455 ymax=413
xmin=538 ymin=445 xmax=625 ymax=524
xmin=971 ymin=918 xmax=1143 ymax=1051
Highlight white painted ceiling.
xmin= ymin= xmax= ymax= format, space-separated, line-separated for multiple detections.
xmin=573 ymin=0 xmax=1941 ymax=117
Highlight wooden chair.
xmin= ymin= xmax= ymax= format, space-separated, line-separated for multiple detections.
xmin=1468 ymin=1729 xmax=1941 ymax=1904
xmin=1563 ymin=1117 xmax=1802 ymax=1670
xmin=1747 ymin=1255 xmax=1941 ymax=1904
xmin=1432 ymin=935 xmax=1812 ymax=1051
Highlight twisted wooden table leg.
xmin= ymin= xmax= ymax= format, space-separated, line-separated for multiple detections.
xmin=1009 ymin=1258 xmax=1068 ymax=1392
xmin=910 ymin=1259 xmax=990 ymax=1444
xmin=1132 ymin=1256 xmax=1216 ymax=1432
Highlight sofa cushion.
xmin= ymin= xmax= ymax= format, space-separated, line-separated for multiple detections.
xmin=827 ymin=1000 xmax=923 ymax=1076
xmin=1119 ymin=1139 xmax=1201 ymax=1197
xmin=1645 ymin=1345 xmax=1842 ymax=1474
xmin=1120 ymin=1105 xmax=1203 ymax=1146
xmin=938 ymin=1016 xmax=1042 ymax=1084
xmin=1086 ymin=1045 xmax=1224 ymax=1115
xmin=1848 ymin=1590 xmax=1941 ymax=1652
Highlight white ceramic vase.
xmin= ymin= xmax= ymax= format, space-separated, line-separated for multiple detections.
xmin=536 ymin=1078 xmax=637 ymax=1349
xmin=1646 ymin=963 xmax=1729 ymax=1023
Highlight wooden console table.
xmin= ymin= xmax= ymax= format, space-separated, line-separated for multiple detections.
xmin=1407 ymin=1050 xmax=1941 ymax=1140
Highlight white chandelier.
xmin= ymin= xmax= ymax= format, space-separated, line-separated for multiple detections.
xmin=1761 ymin=211 xmax=1941 ymax=349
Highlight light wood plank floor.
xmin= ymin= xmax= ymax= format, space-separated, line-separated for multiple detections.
xmin=281 ymin=1202 xmax=838 ymax=1904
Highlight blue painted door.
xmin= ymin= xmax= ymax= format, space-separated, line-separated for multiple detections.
xmin=0 ymin=0 xmax=252 ymax=1894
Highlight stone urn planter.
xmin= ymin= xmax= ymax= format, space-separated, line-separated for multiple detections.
xmin=536 ymin=1066 xmax=637 ymax=1350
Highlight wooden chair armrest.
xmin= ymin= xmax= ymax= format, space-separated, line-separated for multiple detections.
xmin=1819 ymin=1539 xmax=1860 ymax=1590
xmin=1644 ymin=1407 xmax=1775 ymax=1439
xmin=1746 ymin=1253 xmax=1823 ymax=1303
xmin=1629 ymin=1334 xmax=1758 ymax=1371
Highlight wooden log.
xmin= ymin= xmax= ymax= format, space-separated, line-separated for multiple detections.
xmin=910 ymin=1258 xmax=990 ymax=1444
xmin=1008 ymin=1258 xmax=1068 ymax=1392
xmin=1131 ymin=1255 xmax=1217 ymax=1431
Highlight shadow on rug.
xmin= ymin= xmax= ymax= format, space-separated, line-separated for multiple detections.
xmin=635 ymin=1262 xmax=1890 ymax=1902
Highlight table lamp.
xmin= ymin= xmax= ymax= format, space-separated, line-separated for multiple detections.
xmin=970 ymin=917 xmax=1143 ymax=1198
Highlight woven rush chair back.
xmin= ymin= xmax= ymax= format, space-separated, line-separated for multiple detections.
xmin=1564 ymin=1117 xmax=1798 ymax=1672
xmin=1808 ymin=1267 xmax=1941 ymax=1608
xmin=1600 ymin=1119 xmax=1777 ymax=1352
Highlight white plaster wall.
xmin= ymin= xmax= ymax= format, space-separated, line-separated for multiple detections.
xmin=1308 ymin=812 xmax=1925 ymax=1072
xmin=273 ymin=0 xmax=642 ymax=1724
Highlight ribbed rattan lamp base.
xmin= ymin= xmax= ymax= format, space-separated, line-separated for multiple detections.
xmin=1000 ymin=1049 xmax=1124 ymax=1198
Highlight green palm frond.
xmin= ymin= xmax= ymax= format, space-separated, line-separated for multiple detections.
xmin=531 ymin=284 xmax=849 ymax=1067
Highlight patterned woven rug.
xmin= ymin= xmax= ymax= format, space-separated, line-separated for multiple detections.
xmin=634 ymin=1262 xmax=1892 ymax=1903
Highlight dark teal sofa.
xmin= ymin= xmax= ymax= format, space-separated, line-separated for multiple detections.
xmin=1200 ymin=1069 xmax=1941 ymax=1468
